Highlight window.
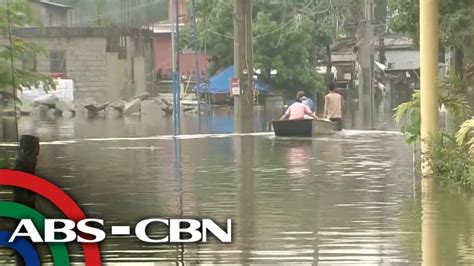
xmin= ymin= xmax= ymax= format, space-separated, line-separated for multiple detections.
xmin=49 ymin=50 xmax=66 ymax=73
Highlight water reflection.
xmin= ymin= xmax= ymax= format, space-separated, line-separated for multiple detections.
xmin=236 ymin=136 xmax=256 ymax=264
xmin=421 ymin=178 xmax=438 ymax=266
xmin=286 ymin=143 xmax=311 ymax=182
xmin=1 ymin=101 xmax=472 ymax=264
xmin=0 ymin=130 xmax=421 ymax=264
xmin=12 ymin=102 xmax=400 ymax=143
xmin=397 ymin=180 xmax=474 ymax=265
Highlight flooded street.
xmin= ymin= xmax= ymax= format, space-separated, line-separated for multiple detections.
xmin=2 ymin=0 xmax=471 ymax=263
xmin=0 ymin=106 xmax=473 ymax=265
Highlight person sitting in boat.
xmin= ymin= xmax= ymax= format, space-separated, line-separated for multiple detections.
xmin=301 ymin=95 xmax=315 ymax=113
xmin=280 ymin=91 xmax=323 ymax=120
xmin=301 ymin=95 xmax=316 ymax=119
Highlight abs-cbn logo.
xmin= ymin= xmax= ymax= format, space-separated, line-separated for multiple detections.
xmin=10 ymin=218 xmax=232 ymax=243
xmin=0 ymin=169 xmax=231 ymax=266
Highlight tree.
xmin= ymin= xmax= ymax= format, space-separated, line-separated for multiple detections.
xmin=389 ymin=0 xmax=472 ymax=74
xmin=181 ymin=0 xmax=348 ymax=94
xmin=389 ymin=0 xmax=474 ymax=123
xmin=253 ymin=7 xmax=323 ymax=91
xmin=0 ymin=0 xmax=54 ymax=103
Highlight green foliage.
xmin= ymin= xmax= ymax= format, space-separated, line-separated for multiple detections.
xmin=456 ymin=119 xmax=474 ymax=157
xmin=394 ymin=73 xmax=471 ymax=145
xmin=182 ymin=0 xmax=346 ymax=93
xmin=428 ymin=133 xmax=473 ymax=189
xmin=439 ymin=72 xmax=472 ymax=125
xmin=389 ymin=0 xmax=472 ymax=49
xmin=393 ymin=90 xmax=420 ymax=145
xmin=394 ymin=74 xmax=474 ymax=189
xmin=0 ymin=0 xmax=54 ymax=101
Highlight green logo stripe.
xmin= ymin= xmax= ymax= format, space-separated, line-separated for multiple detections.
xmin=0 ymin=201 xmax=70 ymax=265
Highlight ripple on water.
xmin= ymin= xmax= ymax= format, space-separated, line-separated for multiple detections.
xmin=5 ymin=119 xmax=467 ymax=264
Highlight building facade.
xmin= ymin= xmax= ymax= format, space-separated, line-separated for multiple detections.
xmin=29 ymin=0 xmax=79 ymax=27
xmin=14 ymin=27 xmax=154 ymax=101
xmin=5 ymin=1 xmax=156 ymax=101
xmin=152 ymin=0 xmax=208 ymax=90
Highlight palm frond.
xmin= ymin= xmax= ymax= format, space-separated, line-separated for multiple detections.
xmin=393 ymin=90 xmax=420 ymax=125
xmin=455 ymin=119 xmax=474 ymax=157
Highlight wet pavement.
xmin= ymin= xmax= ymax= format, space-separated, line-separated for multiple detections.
xmin=0 ymin=104 xmax=473 ymax=265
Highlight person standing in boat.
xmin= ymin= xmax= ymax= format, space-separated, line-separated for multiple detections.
xmin=323 ymin=83 xmax=344 ymax=131
xmin=280 ymin=91 xmax=322 ymax=120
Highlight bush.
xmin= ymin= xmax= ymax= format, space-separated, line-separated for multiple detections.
xmin=428 ymin=133 xmax=474 ymax=189
xmin=393 ymin=72 xmax=471 ymax=145
xmin=393 ymin=74 xmax=474 ymax=191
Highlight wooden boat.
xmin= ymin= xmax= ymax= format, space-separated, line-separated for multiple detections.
xmin=272 ymin=119 xmax=335 ymax=137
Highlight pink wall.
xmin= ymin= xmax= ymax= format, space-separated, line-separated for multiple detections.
xmin=154 ymin=33 xmax=208 ymax=79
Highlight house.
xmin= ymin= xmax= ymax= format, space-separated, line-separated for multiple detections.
xmin=7 ymin=1 xmax=155 ymax=101
xmin=382 ymin=40 xmax=446 ymax=108
xmin=323 ymin=38 xmax=357 ymax=90
xmin=153 ymin=22 xmax=208 ymax=79
xmin=28 ymin=0 xmax=79 ymax=27
xmin=384 ymin=49 xmax=421 ymax=108
xmin=330 ymin=52 xmax=357 ymax=90
xmin=151 ymin=0 xmax=208 ymax=92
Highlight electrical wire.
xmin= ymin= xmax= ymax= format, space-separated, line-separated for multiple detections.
xmin=44 ymin=0 xmax=165 ymax=27
xmin=203 ymin=0 xmax=334 ymax=41
xmin=274 ymin=0 xmax=287 ymax=48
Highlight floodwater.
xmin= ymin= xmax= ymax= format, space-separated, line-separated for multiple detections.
xmin=0 ymin=102 xmax=473 ymax=265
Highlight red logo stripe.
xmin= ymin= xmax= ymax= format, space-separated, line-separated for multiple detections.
xmin=0 ymin=169 xmax=102 ymax=266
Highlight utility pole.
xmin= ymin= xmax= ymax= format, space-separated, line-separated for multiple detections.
xmin=468 ymin=0 xmax=474 ymax=115
xmin=374 ymin=0 xmax=387 ymax=64
xmin=171 ymin=0 xmax=181 ymax=135
xmin=419 ymin=2 xmax=440 ymax=261
xmin=233 ymin=0 xmax=253 ymax=133
xmin=171 ymin=0 xmax=176 ymax=77
xmin=357 ymin=0 xmax=375 ymax=129
xmin=419 ymin=0 xmax=439 ymax=178
xmin=233 ymin=2 xmax=239 ymax=127
xmin=191 ymin=0 xmax=201 ymax=116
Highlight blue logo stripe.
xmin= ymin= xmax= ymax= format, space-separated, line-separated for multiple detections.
xmin=0 ymin=231 xmax=41 ymax=266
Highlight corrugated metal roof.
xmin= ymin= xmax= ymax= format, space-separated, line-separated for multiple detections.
xmin=39 ymin=1 xmax=73 ymax=9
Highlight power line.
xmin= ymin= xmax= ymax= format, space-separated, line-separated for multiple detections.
xmin=204 ymin=0 xmax=335 ymax=40
xmin=45 ymin=0 xmax=164 ymax=27
xmin=274 ymin=0 xmax=287 ymax=48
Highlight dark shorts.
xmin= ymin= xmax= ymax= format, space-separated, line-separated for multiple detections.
xmin=330 ymin=118 xmax=343 ymax=131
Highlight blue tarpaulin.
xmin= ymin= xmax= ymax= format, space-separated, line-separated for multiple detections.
xmin=196 ymin=66 xmax=270 ymax=94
